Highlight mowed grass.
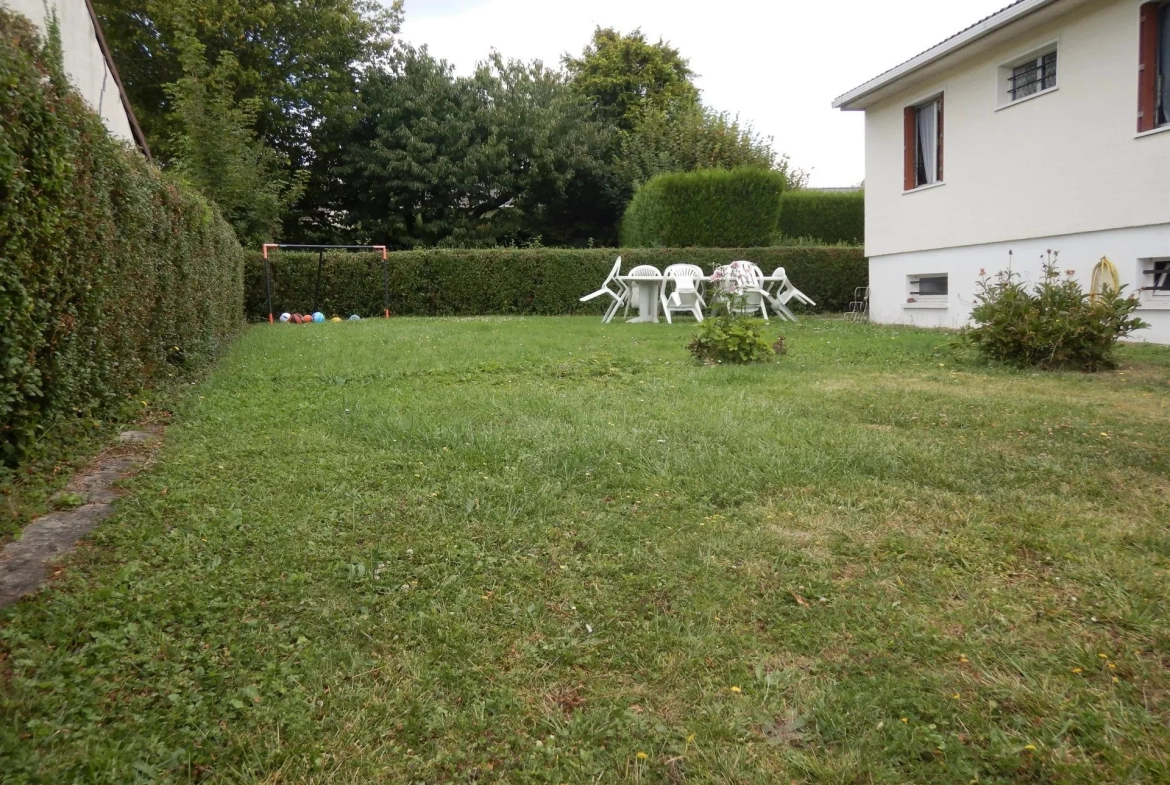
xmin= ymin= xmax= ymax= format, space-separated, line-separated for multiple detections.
xmin=2 ymin=316 xmax=1170 ymax=783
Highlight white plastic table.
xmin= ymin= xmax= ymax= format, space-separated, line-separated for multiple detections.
xmin=617 ymin=275 xmax=664 ymax=323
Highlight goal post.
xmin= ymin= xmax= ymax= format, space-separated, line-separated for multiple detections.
xmin=261 ymin=244 xmax=390 ymax=323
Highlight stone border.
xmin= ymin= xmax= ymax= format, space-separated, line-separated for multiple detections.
xmin=0 ymin=427 xmax=162 ymax=608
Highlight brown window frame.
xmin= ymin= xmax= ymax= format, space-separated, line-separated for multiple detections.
xmin=903 ymin=95 xmax=944 ymax=191
xmin=1138 ymin=1 xmax=1169 ymax=132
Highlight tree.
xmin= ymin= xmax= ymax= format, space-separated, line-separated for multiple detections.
xmin=166 ymin=35 xmax=306 ymax=248
xmin=92 ymin=0 xmax=400 ymax=167
xmin=617 ymin=104 xmax=806 ymax=190
xmin=562 ymin=27 xmax=699 ymax=133
xmin=334 ymin=49 xmax=613 ymax=248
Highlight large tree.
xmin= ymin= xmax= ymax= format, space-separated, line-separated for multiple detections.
xmin=562 ymin=27 xmax=699 ymax=133
xmin=166 ymin=34 xmax=306 ymax=247
xmin=334 ymin=49 xmax=612 ymax=247
xmin=92 ymin=0 xmax=400 ymax=166
xmin=562 ymin=27 xmax=801 ymax=224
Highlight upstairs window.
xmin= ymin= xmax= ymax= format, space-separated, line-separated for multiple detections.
xmin=903 ymin=95 xmax=944 ymax=190
xmin=1010 ymin=50 xmax=1058 ymax=100
xmin=1000 ymin=46 xmax=1058 ymax=103
xmin=1138 ymin=1 xmax=1170 ymax=131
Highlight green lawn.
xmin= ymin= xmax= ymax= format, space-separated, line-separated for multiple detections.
xmin=2 ymin=316 xmax=1169 ymax=783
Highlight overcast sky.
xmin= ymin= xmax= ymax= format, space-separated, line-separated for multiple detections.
xmin=396 ymin=0 xmax=1011 ymax=187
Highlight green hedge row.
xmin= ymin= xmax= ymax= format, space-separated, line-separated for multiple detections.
xmin=1 ymin=11 xmax=244 ymax=467
xmin=619 ymin=168 xmax=789 ymax=248
xmin=777 ymin=190 xmax=864 ymax=245
xmin=245 ymin=246 xmax=867 ymax=319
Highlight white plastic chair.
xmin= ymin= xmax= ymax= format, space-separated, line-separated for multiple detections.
xmin=762 ymin=267 xmax=816 ymax=322
xmin=623 ymin=265 xmax=663 ymax=320
xmin=661 ymin=264 xmax=707 ymax=323
xmin=579 ymin=256 xmax=629 ymax=323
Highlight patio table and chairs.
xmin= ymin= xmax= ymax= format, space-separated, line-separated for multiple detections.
xmin=578 ymin=256 xmax=630 ymax=324
xmin=661 ymin=263 xmax=707 ymax=323
xmin=581 ymin=257 xmax=815 ymax=324
xmin=618 ymin=265 xmax=666 ymax=323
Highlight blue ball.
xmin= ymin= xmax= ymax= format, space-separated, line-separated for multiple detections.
xmin=312 ymin=312 xmax=325 ymax=323
xmin=348 ymin=314 xmax=361 ymax=321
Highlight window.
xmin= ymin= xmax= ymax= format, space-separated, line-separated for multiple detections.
xmin=903 ymin=96 xmax=943 ymax=190
xmin=1000 ymin=47 xmax=1057 ymax=103
xmin=1138 ymin=2 xmax=1170 ymax=131
xmin=1142 ymin=259 xmax=1170 ymax=297
xmin=908 ymin=274 xmax=948 ymax=304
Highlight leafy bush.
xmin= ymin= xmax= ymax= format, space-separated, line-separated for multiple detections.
xmin=620 ymin=168 xmax=789 ymax=248
xmin=776 ymin=190 xmax=864 ymax=245
xmin=1 ymin=10 xmax=244 ymax=468
xmin=244 ymin=246 xmax=866 ymax=318
xmin=687 ymin=294 xmax=776 ymax=364
xmin=967 ymin=253 xmax=1148 ymax=371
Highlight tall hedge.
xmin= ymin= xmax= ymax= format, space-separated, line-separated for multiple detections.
xmin=245 ymin=246 xmax=866 ymax=319
xmin=777 ymin=190 xmax=864 ymax=245
xmin=1 ymin=11 xmax=244 ymax=467
xmin=620 ymin=168 xmax=789 ymax=248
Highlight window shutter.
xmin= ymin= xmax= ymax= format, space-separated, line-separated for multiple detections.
xmin=1138 ymin=2 xmax=1160 ymax=132
xmin=903 ymin=106 xmax=916 ymax=190
xmin=936 ymin=96 xmax=944 ymax=181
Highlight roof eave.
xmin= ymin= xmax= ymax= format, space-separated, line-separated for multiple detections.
xmin=831 ymin=0 xmax=1062 ymax=111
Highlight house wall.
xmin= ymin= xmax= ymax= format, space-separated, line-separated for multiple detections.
xmin=7 ymin=0 xmax=137 ymax=143
xmin=864 ymin=0 xmax=1170 ymax=259
xmin=869 ymin=222 xmax=1170 ymax=343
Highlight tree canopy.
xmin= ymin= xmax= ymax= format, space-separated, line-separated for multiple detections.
xmin=562 ymin=27 xmax=699 ymax=133
xmin=91 ymin=4 xmax=802 ymax=249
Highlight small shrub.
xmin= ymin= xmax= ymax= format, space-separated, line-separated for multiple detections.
xmin=967 ymin=252 xmax=1148 ymax=371
xmin=687 ymin=294 xmax=777 ymax=365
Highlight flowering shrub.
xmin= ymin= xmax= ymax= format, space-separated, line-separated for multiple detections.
xmin=687 ymin=291 xmax=777 ymax=365
xmin=967 ymin=252 xmax=1147 ymax=371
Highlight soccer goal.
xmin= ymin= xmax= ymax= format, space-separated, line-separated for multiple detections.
xmin=261 ymin=244 xmax=390 ymax=323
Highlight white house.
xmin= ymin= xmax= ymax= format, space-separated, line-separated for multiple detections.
xmin=7 ymin=0 xmax=149 ymax=155
xmin=834 ymin=0 xmax=1170 ymax=343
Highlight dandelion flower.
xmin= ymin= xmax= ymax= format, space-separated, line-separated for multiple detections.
xmin=636 ymin=752 xmax=648 ymax=760
xmin=1071 ymin=667 xmax=1083 ymax=674
xmin=730 ymin=686 xmax=741 ymax=693
xmin=1025 ymin=744 xmax=1036 ymax=751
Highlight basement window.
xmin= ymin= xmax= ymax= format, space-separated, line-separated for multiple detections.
xmin=907 ymin=274 xmax=949 ymax=306
xmin=1141 ymin=258 xmax=1170 ymax=304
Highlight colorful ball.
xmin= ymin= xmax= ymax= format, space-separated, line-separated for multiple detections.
xmin=312 ymin=312 xmax=325 ymax=323
xmin=279 ymin=312 xmax=291 ymax=323
xmin=348 ymin=314 xmax=361 ymax=321
xmin=330 ymin=316 xmax=342 ymax=322
xmin=291 ymin=314 xmax=302 ymax=324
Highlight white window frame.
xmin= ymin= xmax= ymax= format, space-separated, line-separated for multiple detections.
xmin=1139 ymin=257 xmax=1170 ymax=309
xmin=996 ymin=40 xmax=1059 ymax=109
xmin=913 ymin=95 xmax=943 ymax=189
xmin=906 ymin=274 xmax=949 ymax=308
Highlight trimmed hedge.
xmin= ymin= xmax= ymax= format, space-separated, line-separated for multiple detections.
xmin=245 ymin=246 xmax=867 ymax=319
xmin=620 ymin=168 xmax=789 ymax=248
xmin=777 ymin=190 xmax=864 ymax=245
xmin=1 ymin=11 xmax=244 ymax=467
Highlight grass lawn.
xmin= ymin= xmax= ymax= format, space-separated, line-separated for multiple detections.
xmin=2 ymin=316 xmax=1169 ymax=783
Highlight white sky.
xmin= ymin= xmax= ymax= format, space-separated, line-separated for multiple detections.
xmin=396 ymin=0 xmax=1012 ymax=187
